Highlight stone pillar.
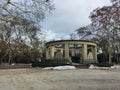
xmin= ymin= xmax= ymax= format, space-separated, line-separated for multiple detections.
xmin=46 ymin=49 xmax=49 ymax=59
xmin=71 ymin=50 xmax=75 ymax=56
xmin=82 ymin=44 xmax=87 ymax=63
xmin=50 ymin=46 xmax=55 ymax=59
xmin=64 ymin=44 xmax=69 ymax=60
xmin=93 ymin=46 xmax=97 ymax=62
xmin=60 ymin=49 xmax=63 ymax=55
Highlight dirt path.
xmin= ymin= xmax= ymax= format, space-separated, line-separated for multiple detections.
xmin=0 ymin=68 xmax=120 ymax=90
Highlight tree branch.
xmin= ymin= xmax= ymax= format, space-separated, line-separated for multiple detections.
xmin=0 ymin=0 xmax=11 ymax=12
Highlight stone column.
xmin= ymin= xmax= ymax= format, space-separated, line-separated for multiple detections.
xmin=82 ymin=44 xmax=87 ymax=63
xmin=64 ymin=44 xmax=72 ymax=64
xmin=93 ymin=46 xmax=97 ymax=62
xmin=71 ymin=50 xmax=75 ymax=56
xmin=64 ymin=44 xmax=69 ymax=60
xmin=50 ymin=46 xmax=55 ymax=59
xmin=60 ymin=49 xmax=63 ymax=55
xmin=46 ymin=49 xmax=49 ymax=59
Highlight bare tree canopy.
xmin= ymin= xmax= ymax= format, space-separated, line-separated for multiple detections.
xmin=76 ymin=0 xmax=120 ymax=64
xmin=0 ymin=0 xmax=54 ymax=64
xmin=0 ymin=0 xmax=54 ymax=23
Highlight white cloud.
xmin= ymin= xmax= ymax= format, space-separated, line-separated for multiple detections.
xmin=43 ymin=29 xmax=56 ymax=41
xmin=41 ymin=0 xmax=111 ymax=40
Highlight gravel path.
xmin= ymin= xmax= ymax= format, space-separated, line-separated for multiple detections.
xmin=0 ymin=68 xmax=120 ymax=90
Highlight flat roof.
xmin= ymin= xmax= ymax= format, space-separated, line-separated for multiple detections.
xmin=46 ymin=40 xmax=97 ymax=45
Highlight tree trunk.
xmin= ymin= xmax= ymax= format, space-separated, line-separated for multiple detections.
xmin=108 ymin=51 xmax=112 ymax=64
xmin=108 ymin=45 xmax=112 ymax=64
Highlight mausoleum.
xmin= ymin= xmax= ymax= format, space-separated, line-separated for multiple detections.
xmin=45 ymin=40 xmax=98 ymax=64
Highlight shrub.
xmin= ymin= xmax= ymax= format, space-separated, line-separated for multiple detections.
xmin=90 ymin=63 xmax=114 ymax=67
xmin=32 ymin=59 xmax=70 ymax=67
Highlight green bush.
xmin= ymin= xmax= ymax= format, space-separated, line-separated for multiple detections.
xmin=90 ymin=63 xmax=114 ymax=67
xmin=32 ymin=59 xmax=70 ymax=67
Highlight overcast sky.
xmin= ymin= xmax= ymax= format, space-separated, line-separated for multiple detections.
xmin=41 ymin=0 xmax=111 ymax=41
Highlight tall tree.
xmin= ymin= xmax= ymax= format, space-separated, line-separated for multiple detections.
xmin=77 ymin=0 xmax=120 ymax=64
xmin=0 ymin=0 xmax=54 ymax=23
xmin=76 ymin=25 xmax=93 ymax=40
xmin=90 ymin=0 xmax=120 ymax=64
xmin=0 ymin=0 xmax=54 ymax=64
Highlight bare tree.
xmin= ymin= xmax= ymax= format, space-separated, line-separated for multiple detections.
xmin=76 ymin=0 xmax=120 ymax=64
xmin=0 ymin=0 xmax=54 ymax=64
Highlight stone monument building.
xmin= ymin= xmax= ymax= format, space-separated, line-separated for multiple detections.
xmin=45 ymin=40 xmax=97 ymax=64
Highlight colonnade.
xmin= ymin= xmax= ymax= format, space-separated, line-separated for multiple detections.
xmin=45 ymin=40 xmax=98 ymax=63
